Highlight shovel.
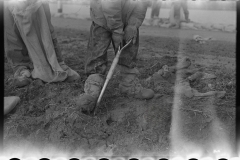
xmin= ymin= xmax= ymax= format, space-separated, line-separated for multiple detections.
xmin=93 ymin=39 xmax=133 ymax=115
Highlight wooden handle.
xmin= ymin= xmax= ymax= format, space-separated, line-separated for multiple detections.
xmin=93 ymin=40 xmax=132 ymax=115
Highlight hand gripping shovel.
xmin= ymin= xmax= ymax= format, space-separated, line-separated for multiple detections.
xmin=93 ymin=39 xmax=133 ymax=115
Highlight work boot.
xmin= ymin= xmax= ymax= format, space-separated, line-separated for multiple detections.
xmin=76 ymin=74 xmax=105 ymax=113
xmin=13 ymin=66 xmax=32 ymax=88
xmin=118 ymin=66 xmax=154 ymax=99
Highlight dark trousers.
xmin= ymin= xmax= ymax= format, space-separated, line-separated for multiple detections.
xmin=151 ymin=0 xmax=162 ymax=19
xmin=174 ymin=0 xmax=189 ymax=21
xmin=85 ymin=22 xmax=139 ymax=76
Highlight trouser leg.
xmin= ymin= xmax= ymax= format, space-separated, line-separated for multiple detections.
xmin=180 ymin=1 xmax=189 ymax=21
xmin=151 ymin=0 xmax=161 ymax=19
xmin=112 ymin=28 xmax=139 ymax=69
xmin=112 ymin=26 xmax=154 ymax=100
xmin=173 ymin=2 xmax=181 ymax=26
xmin=42 ymin=2 xmax=63 ymax=63
xmin=77 ymin=22 xmax=111 ymax=112
xmin=4 ymin=4 xmax=31 ymax=72
xmin=85 ymin=22 xmax=112 ymax=76
xmin=42 ymin=4 xmax=80 ymax=81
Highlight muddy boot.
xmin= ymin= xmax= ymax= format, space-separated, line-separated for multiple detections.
xmin=76 ymin=74 xmax=105 ymax=113
xmin=118 ymin=66 xmax=154 ymax=99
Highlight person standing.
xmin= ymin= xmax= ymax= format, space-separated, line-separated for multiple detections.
xmin=151 ymin=0 xmax=162 ymax=19
xmin=180 ymin=0 xmax=190 ymax=22
xmin=4 ymin=0 xmax=80 ymax=88
xmin=77 ymin=0 xmax=155 ymax=113
xmin=170 ymin=0 xmax=190 ymax=28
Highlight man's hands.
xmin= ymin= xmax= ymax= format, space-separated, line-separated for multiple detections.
xmin=112 ymin=32 xmax=124 ymax=48
xmin=112 ymin=25 xmax=138 ymax=50
xmin=124 ymin=25 xmax=138 ymax=44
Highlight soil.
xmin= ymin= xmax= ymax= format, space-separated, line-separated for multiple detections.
xmin=4 ymin=18 xmax=236 ymax=158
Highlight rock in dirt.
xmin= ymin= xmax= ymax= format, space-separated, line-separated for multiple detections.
xmin=14 ymin=78 xmax=32 ymax=88
xmin=4 ymin=96 xmax=20 ymax=115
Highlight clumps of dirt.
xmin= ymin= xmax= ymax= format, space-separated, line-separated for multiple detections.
xmin=4 ymin=28 xmax=236 ymax=157
xmin=138 ymin=55 xmax=178 ymax=78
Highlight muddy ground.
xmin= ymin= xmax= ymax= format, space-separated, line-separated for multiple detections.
xmin=4 ymin=20 xmax=236 ymax=158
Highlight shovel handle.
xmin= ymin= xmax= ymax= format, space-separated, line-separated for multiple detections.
xmin=93 ymin=40 xmax=132 ymax=115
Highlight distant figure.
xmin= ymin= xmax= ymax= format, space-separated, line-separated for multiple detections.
xmin=151 ymin=0 xmax=162 ymax=19
xmin=77 ymin=0 xmax=155 ymax=113
xmin=179 ymin=0 xmax=190 ymax=23
xmin=170 ymin=0 xmax=190 ymax=28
